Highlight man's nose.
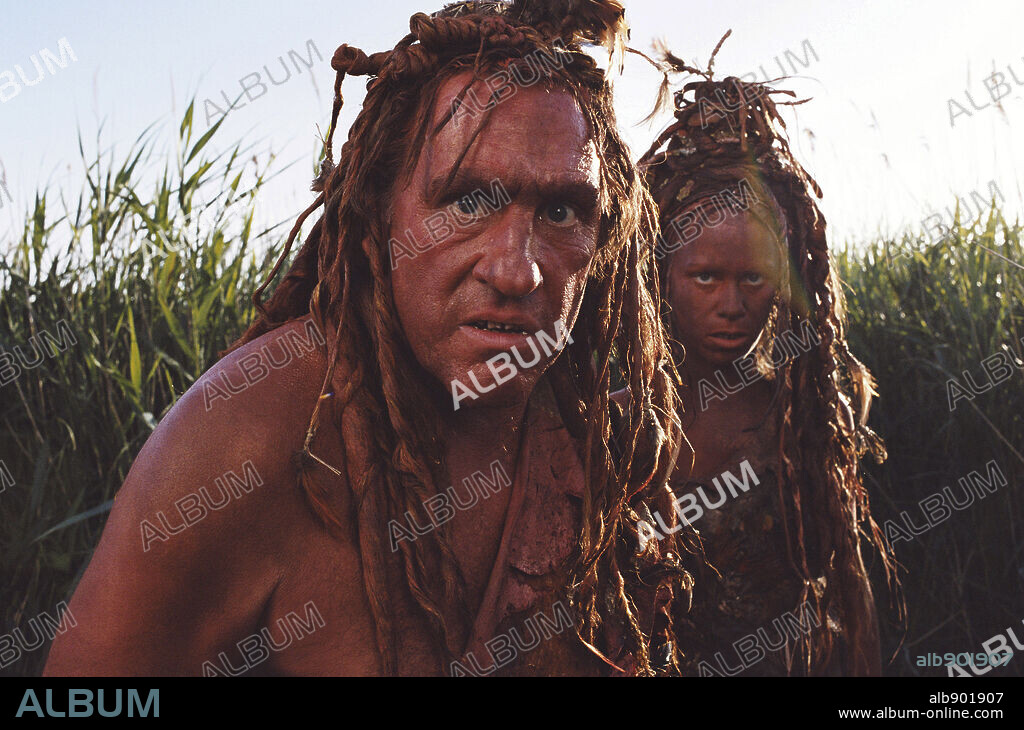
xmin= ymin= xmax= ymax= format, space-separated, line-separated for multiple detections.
xmin=717 ymin=282 xmax=746 ymax=320
xmin=472 ymin=209 xmax=542 ymax=298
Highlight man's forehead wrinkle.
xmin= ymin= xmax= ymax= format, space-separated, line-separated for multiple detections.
xmin=419 ymin=114 xmax=598 ymax=187
xmin=455 ymin=128 xmax=600 ymax=185
xmin=429 ymin=74 xmax=590 ymax=145
xmin=413 ymin=72 xmax=603 ymax=210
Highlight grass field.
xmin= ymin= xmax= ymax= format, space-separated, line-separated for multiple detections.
xmin=1 ymin=107 xmax=1021 ymax=676
xmin=836 ymin=213 xmax=1023 ymax=675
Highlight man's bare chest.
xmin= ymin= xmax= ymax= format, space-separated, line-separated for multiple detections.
xmin=199 ymin=511 xmax=441 ymax=676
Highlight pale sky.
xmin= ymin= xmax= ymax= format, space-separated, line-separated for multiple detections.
xmin=1 ymin=0 xmax=1022 ymax=255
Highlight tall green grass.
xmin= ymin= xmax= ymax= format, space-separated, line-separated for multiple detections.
xmin=1 ymin=105 xmax=1021 ymax=676
xmin=0 ymin=104 xmax=294 ymax=676
xmin=836 ymin=210 xmax=1024 ymax=675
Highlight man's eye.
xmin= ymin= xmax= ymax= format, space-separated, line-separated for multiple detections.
xmin=743 ymin=273 xmax=764 ymax=285
xmin=455 ymin=195 xmax=480 ymax=216
xmin=542 ymin=202 xmax=577 ymax=227
xmin=694 ymin=272 xmax=714 ymax=284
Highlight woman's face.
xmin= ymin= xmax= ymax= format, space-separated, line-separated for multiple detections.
xmin=665 ymin=208 xmax=783 ymax=370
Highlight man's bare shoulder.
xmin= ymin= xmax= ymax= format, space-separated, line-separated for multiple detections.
xmin=44 ymin=316 xmax=353 ymax=675
xmin=175 ymin=316 xmax=329 ymax=450
xmin=121 ymin=315 xmax=331 ymax=519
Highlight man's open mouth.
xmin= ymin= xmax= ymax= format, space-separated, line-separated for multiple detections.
xmin=469 ymin=320 xmax=531 ymax=335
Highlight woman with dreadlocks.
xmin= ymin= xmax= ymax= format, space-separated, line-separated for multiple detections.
xmin=46 ymin=1 xmax=693 ymax=677
xmin=634 ymin=37 xmax=896 ymax=676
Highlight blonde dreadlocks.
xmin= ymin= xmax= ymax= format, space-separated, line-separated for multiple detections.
xmin=640 ymin=34 xmax=899 ymax=675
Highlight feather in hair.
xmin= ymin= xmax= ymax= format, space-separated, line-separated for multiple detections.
xmin=511 ymin=0 xmax=630 ymax=74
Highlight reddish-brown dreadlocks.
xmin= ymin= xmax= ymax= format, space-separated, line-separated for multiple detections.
xmin=640 ymin=34 xmax=899 ymax=675
xmin=225 ymin=1 xmax=689 ymax=676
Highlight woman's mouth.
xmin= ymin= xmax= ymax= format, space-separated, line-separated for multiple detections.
xmin=706 ymin=331 xmax=750 ymax=350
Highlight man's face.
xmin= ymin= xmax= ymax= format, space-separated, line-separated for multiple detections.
xmin=390 ymin=71 xmax=602 ymax=412
xmin=665 ymin=210 xmax=782 ymax=369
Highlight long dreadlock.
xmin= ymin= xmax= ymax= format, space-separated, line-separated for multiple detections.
xmin=639 ymin=33 xmax=899 ymax=675
xmin=224 ymin=0 xmax=689 ymax=676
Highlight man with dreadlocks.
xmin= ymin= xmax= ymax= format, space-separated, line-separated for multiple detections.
xmin=45 ymin=1 xmax=691 ymax=677
xmin=634 ymin=35 xmax=896 ymax=676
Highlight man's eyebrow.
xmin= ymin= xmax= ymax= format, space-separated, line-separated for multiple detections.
xmin=424 ymin=168 xmax=601 ymax=212
xmin=537 ymin=179 xmax=601 ymax=212
xmin=424 ymin=169 xmax=504 ymax=207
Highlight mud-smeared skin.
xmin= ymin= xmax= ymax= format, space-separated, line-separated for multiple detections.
xmin=663 ymin=212 xmax=781 ymax=377
xmin=391 ymin=74 xmax=600 ymax=414
xmin=639 ymin=51 xmax=891 ymax=675
xmin=45 ymin=1 xmax=684 ymax=677
xmin=43 ymin=84 xmax=601 ymax=679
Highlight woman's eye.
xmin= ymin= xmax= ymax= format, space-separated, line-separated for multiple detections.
xmin=744 ymin=273 xmax=764 ymax=285
xmin=542 ymin=202 xmax=577 ymax=227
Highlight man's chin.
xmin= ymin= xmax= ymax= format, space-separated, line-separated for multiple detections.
xmin=448 ymin=370 xmax=540 ymax=413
